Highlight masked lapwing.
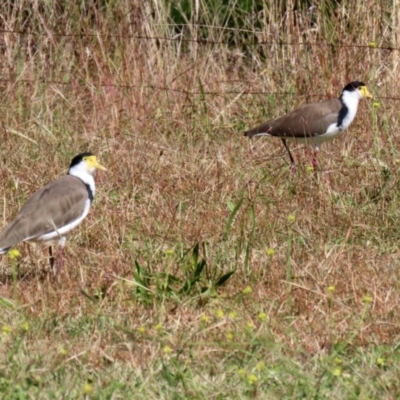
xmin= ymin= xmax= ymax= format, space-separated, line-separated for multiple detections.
xmin=0 ymin=152 xmax=106 ymax=277
xmin=244 ymin=81 xmax=372 ymax=170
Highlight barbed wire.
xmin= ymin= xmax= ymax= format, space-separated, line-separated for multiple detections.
xmin=0 ymin=29 xmax=397 ymax=51
xmin=0 ymin=78 xmax=399 ymax=101
xmin=0 ymin=27 xmax=397 ymax=100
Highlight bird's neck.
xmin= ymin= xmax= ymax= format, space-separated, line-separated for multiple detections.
xmin=337 ymin=91 xmax=361 ymax=130
xmin=68 ymin=166 xmax=96 ymax=198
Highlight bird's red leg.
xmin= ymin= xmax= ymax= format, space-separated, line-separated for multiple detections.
xmin=312 ymin=146 xmax=320 ymax=172
xmin=54 ymin=237 xmax=66 ymax=279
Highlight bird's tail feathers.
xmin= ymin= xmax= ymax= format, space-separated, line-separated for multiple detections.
xmin=244 ymin=130 xmax=270 ymax=138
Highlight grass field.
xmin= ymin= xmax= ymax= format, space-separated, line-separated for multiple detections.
xmin=1 ymin=0 xmax=400 ymax=398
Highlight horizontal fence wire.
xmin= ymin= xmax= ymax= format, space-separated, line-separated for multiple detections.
xmin=0 ymin=79 xmax=398 ymax=101
xmin=0 ymin=29 xmax=398 ymax=51
xmin=0 ymin=28 xmax=399 ymax=100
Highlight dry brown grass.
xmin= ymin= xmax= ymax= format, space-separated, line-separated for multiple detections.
xmin=1 ymin=0 xmax=400 ymax=397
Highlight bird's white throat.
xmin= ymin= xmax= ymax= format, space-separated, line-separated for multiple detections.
xmin=338 ymin=89 xmax=361 ymax=131
xmin=68 ymin=163 xmax=96 ymax=196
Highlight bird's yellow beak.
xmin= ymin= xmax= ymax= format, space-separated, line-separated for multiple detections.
xmin=88 ymin=156 xmax=107 ymax=171
xmin=361 ymin=86 xmax=373 ymax=99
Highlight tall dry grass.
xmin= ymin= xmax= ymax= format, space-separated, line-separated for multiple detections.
xmin=1 ymin=0 xmax=400 ymax=397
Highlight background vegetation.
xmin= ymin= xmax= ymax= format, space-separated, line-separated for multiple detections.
xmin=1 ymin=0 xmax=400 ymax=397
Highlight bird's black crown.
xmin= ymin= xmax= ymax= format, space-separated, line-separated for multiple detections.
xmin=69 ymin=152 xmax=95 ymax=168
xmin=343 ymin=81 xmax=366 ymax=92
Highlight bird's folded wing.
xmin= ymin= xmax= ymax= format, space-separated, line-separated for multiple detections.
xmin=245 ymin=98 xmax=342 ymax=138
xmin=0 ymin=176 xmax=89 ymax=250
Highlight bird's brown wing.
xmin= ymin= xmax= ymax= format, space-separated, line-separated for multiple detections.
xmin=0 ymin=176 xmax=89 ymax=250
xmin=245 ymin=98 xmax=342 ymax=138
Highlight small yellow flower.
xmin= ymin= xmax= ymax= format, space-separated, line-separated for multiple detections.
xmin=306 ymin=165 xmax=314 ymax=173
xmin=247 ymin=374 xmax=258 ymax=384
xmin=2 ymin=326 xmax=10 ymax=335
xmin=256 ymin=361 xmax=265 ymax=371
xmin=266 ymin=248 xmax=275 ymax=257
xmin=216 ymin=309 xmax=224 ymax=318
xmin=201 ymin=314 xmax=210 ymax=323
xmin=377 ymin=357 xmax=385 ymax=366
xmin=332 ymin=367 xmax=342 ymax=376
xmin=258 ymin=312 xmax=267 ymax=321
xmin=59 ymin=346 xmax=68 ymax=356
xmin=21 ymin=322 xmax=30 ymax=331
xmin=137 ymin=326 xmax=146 ymax=334
xmin=8 ymin=249 xmax=21 ymax=260
xmin=373 ymin=101 xmax=380 ymax=108
xmin=327 ymin=285 xmax=335 ymax=293
xmin=287 ymin=214 xmax=296 ymax=222
xmin=242 ymin=286 xmax=252 ymax=294
xmin=163 ymin=346 xmax=172 ymax=354
xmin=228 ymin=311 xmax=237 ymax=319
xmin=369 ymin=41 xmax=377 ymax=48
xmin=246 ymin=322 xmax=255 ymax=331
xmin=155 ymin=323 xmax=163 ymax=332
xmin=83 ymin=383 xmax=93 ymax=395
xmin=362 ymin=295 xmax=373 ymax=303
xmin=334 ymin=357 xmax=342 ymax=364
xmin=226 ymin=332 xmax=234 ymax=341
xmin=165 ymin=249 xmax=174 ymax=256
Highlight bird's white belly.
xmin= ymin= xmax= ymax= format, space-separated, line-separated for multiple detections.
xmin=286 ymin=123 xmax=343 ymax=145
